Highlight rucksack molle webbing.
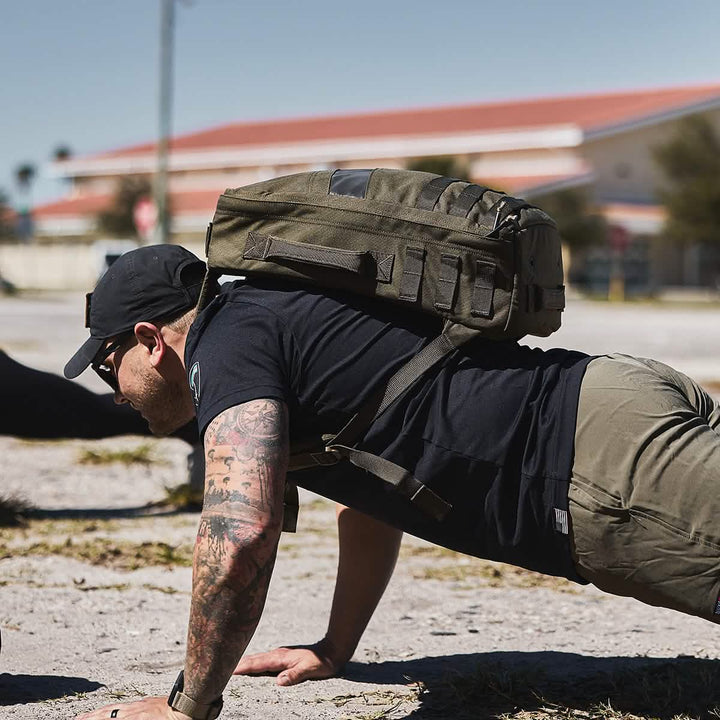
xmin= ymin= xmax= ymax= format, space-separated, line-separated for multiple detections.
xmin=199 ymin=169 xmax=565 ymax=529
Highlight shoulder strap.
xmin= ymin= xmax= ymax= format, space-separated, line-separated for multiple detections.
xmin=288 ymin=321 xmax=478 ymax=520
xmin=333 ymin=321 xmax=476 ymax=448
xmin=196 ymin=266 xmax=222 ymax=313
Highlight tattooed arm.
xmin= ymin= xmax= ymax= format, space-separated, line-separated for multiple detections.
xmin=183 ymin=398 xmax=288 ymax=703
xmin=234 ymin=504 xmax=402 ymax=687
xmin=75 ymin=398 xmax=288 ymax=720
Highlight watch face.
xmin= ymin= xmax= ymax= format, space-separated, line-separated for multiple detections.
xmin=168 ymin=670 xmax=184 ymax=706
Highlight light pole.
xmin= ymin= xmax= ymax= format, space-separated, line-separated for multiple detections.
xmin=155 ymin=0 xmax=174 ymax=244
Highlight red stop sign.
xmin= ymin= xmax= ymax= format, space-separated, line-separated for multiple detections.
xmin=133 ymin=197 xmax=157 ymax=240
xmin=609 ymin=224 xmax=630 ymax=252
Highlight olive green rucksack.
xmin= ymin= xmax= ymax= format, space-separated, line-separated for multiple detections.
xmin=199 ymin=169 xmax=565 ymax=527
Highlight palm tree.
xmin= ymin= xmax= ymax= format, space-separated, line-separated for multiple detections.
xmin=15 ymin=163 xmax=36 ymax=191
xmin=52 ymin=145 xmax=72 ymax=162
xmin=0 ymin=189 xmax=13 ymax=239
xmin=14 ymin=163 xmax=36 ymax=242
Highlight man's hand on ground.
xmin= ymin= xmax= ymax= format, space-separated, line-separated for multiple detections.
xmin=233 ymin=640 xmax=345 ymax=686
xmin=75 ymin=696 xmax=190 ymax=720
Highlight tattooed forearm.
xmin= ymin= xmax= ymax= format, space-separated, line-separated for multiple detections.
xmin=183 ymin=399 xmax=289 ymax=703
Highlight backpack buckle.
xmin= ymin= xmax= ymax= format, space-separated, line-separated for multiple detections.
xmin=312 ymin=448 xmax=342 ymax=466
xmin=409 ymin=484 xmax=452 ymax=521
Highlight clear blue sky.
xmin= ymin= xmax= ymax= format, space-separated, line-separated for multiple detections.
xmin=3 ymin=0 xmax=720 ymax=206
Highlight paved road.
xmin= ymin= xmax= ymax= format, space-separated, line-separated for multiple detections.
xmin=0 ymin=291 xmax=108 ymax=392
xmin=1 ymin=292 xmax=718 ymax=392
xmin=531 ymin=299 xmax=720 ymax=386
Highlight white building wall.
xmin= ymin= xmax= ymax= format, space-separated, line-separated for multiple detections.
xmin=0 ymin=241 xmax=205 ymax=290
xmin=470 ymin=148 xmax=587 ymax=181
xmin=582 ymin=108 xmax=720 ymax=204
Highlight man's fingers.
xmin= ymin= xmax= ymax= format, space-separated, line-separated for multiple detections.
xmin=277 ymin=656 xmax=335 ymax=686
xmin=235 ymin=646 xmax=339 ymax=686
xmin=235 ymin=645 xmax=341 ymax=686
xmin=277 ymin=667 xmax=305 ymax=686
xmin=74 ymin=696 xmax=177 ymax=719
xmin=234 ymin=648 xmax=292 ymax=675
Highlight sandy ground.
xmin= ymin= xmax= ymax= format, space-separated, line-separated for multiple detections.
xmin=1 ymin=291 xmax=720 ymax=719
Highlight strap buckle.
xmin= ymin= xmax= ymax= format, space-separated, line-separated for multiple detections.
xmin=312 ymin=448 xmax=343 ymax=466
xmin=409 ymin=484 xmax=452 ymax=522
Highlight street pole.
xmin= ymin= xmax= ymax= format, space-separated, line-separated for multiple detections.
xmin=155 ymin=0 xmax=174 ymax=244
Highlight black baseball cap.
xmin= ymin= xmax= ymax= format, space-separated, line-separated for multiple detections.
xmin=64 ymin=244 xmax=206 ymax=379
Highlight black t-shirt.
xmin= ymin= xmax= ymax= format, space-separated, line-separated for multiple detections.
xmin=185 ymin=278 xmax=592 ymax=582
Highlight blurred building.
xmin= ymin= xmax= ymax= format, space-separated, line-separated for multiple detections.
xmin=34 ymin=83 xmax=720 ymax=290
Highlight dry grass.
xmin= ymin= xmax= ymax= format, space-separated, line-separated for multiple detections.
xmin=400 ymin=659 xmax=720 ymax=720
xmin=402 ymin=545 xmax=575 ymax=591
xmin=0 ymin=493 xmax=34 ymax=527
xmin=300 ymin=688 xmax=420 ymax=719
xmin=0 ymin=514 xmax=196 ymax=570
xmin=0 ymin=536 xmax=193 ymax=570
xmin=76 ymin=443 xmax=158 ymax=466
xmin=158 ymin=482 xmax=204 ymax=511
xmin=5 ymin=518 xmax=120 ymax=537
xmin=301 ymin=660 xmax=720 ymax=719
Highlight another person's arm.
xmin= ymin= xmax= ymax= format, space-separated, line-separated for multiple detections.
xmin=0 ymin=350 xmax=152 ymax=439
xmin=234 ymin=503 xmax=402 ymax=685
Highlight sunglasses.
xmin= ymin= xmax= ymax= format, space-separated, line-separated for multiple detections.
xmin=91 ymin=333 xmax=132 ymax=392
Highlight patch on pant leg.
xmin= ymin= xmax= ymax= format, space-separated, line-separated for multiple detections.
xmin=715 ymin=595 xmax=720 ymax=615
xmin=554 ymin=508 xmax=569 ymax=535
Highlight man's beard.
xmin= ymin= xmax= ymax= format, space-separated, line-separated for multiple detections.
xmin=134 ymin=372 xmax=192 ymax=437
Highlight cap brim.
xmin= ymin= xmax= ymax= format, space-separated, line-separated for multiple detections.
xmin=64 ymin=336 xmax=105 ymax=379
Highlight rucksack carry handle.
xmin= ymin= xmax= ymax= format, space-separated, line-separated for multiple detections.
xmin=245 ymin=231 xmax=394 ymax=283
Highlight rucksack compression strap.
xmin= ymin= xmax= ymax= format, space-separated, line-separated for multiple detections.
xmin=416 ymin=177 xmax=462 ymax=211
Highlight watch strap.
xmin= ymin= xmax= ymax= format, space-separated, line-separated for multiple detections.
xmin=169 ymin=688 xmax=222 ymax=720
xmin=168 ymin=671 xmax=223 ymax=720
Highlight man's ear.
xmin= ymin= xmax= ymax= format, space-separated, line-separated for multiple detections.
xmin=134 ymin=322 xmax=165 ymax=368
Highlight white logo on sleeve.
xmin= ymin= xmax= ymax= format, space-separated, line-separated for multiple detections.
xmin=189 ymin=362 xmax=201 ymax=406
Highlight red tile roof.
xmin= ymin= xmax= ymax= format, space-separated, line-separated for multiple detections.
xmin=95 ymin=83 xmax=720 ymax=159
xmin=33 ymin=194 xmax=112 ymax=218
xmin=34 ymin=189 xmax=223 ymax=219
xmin=1 ymin=206 xmax=16 ymax=224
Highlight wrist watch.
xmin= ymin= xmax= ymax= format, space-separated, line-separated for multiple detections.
xmin=167 ymin=670 xmax=224 ymax=720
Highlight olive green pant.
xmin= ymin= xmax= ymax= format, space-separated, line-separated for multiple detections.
xmin=569 ymin=354 xmax=720 ymax=622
